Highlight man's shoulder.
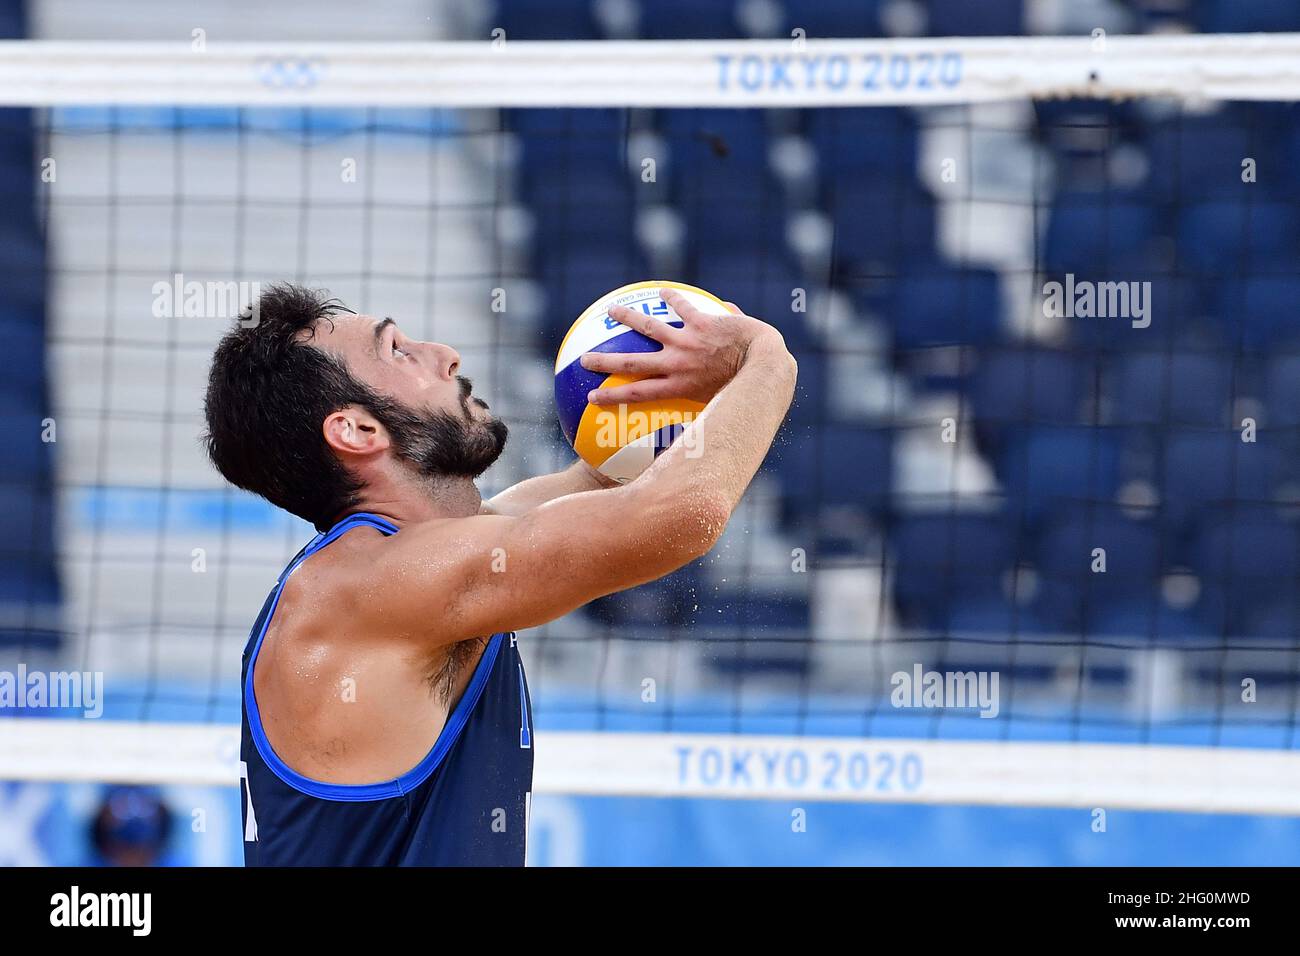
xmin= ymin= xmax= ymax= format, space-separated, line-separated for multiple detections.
xmin=294 ymin=522 xmax=385 ymax=582
xmin=275 ymin=511 xmax=503 ymax=652
xmin=277 ymin=516 xmax=473 ymax=633
xmin=276 ymin=527 xmax=392 ymax=637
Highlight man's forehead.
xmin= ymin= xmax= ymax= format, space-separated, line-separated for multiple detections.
xmin=326 ymin=312 xmax=378 ymax=332
xmin=308 ymin=312 xmax=384 ymax=347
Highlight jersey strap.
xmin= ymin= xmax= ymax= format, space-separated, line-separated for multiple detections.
xmin=244 ymin=510 xmax=505 ymax=802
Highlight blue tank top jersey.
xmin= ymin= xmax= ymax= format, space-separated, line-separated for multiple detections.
xmin=239 ymin=512 xmax=534 ymax=866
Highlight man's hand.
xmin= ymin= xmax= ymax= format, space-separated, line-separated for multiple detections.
xmin=579 ymin=288 xmax=784 ymax=406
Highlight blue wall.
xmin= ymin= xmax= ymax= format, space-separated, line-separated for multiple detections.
xmin=0 ymin=0 xmax=59 ymax=649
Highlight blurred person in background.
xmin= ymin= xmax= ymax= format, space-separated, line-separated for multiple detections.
xmin=87 ymin=785 xmax=175 ymax=867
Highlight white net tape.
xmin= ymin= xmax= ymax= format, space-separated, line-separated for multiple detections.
xmin=0 ymin=34 xmax=1299 ymax=107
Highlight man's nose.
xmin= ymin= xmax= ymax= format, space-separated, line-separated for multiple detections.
xmin=427 ymin=342 xmax=461 ymax=379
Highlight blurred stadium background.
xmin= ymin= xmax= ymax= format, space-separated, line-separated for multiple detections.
xmin=4 ymin=0 xmax=1300 ymax=865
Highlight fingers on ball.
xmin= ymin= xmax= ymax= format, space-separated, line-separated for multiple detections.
xmin=589 ymin=383 xmax=653 ymax=405
xmin=660 ymin=288 xmax=705 ymax=325
xmin=607 ymin=304 xmax=659 ymax=339
xmin=581 ymin=352 xmax=658 ymax=375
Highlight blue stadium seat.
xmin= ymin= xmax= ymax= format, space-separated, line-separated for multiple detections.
xmin=518 ymin=150 xmax=627 ymax=208
xmin=826 ymin=181 xmax=936 ymax=276
xmin=1159 ymin=429 xmax=1284 ymax=531
xmin=1198 ymin=0 xmax=1300 ymax=33
xmin=1033 ymin=508 xmax=1164 ymax=633
xmin=779 ymin=424 xmax=893 ymax=523
xmin=695 ymin=595 xmax=814 ymax=675
xmin=888 ymin=261 xmax=1002 ymax=349
xmin=1 ymin=394 xmax=47 ymax=477
xmin=0 ymin=561 xmax=59 ymax=649
xmin=1240 ymin=599 xmax=1300 ymax=640
xmin=0 ymin=227 xmax=43 ymax=316
xmin=1064 ymin=272 xmax=1205 ymax=348
xmin=1043 ymin=190 xmax=1160 ymax=276
xmin=1142 ymin=114 xmax=1261 ymax=201
xmin=1086 ymin=602 xmax=1211 ymax=641
xmin=891 ymin=512 xmax=1020 ymax=631
xmin=783 ymin=347 xmax=828 ymax=424
xmin=779 ymin=0 xmax=883 ymax=37
xmin=677 ymin=165 xmax=789 ymax=258
xmin=530 ymin=170 xmax=639 ymax=249
xmin=638 ymin=0 xmax=741 ymax=38
xmin=1029 ymin=98 xmax=1144 ymax=191
xmin=511 ymin=109 xmax=627 ymax=202
xmin=1279 ymin=117 xmax=1300 ymax=197
xmin=807 ymin=108 xmax=919 ymax=190
xmin=925 ymin=0 xmax=1023 ymax=36
xmin=0 ymin=305 xmax=45 ymax=393
xmin=1033 ymin=98 xmax=1142 ymax=151
xmin=510 ymin=106 xmax=624 ymax=138
xmin=0 ymin=480 xmax=59 ymax=647
xmin=490 ymin=0 xmax=600 ymax=39
xmin=1104 ymin=352 xmax=1236 ymax=427
xmin=586 ymin=566 xmax=706 ymax=627
xmin=686 ymin=193 xmax=785 ymax=257
xmin=755 ymin=353 xmax=829 ymax=447
xmin=538 ymin=245 xmax=649 ymax=346
xmin=999 ymin=426 xmax=1122 ymax=522
xmin=1190 ymin=509 xmax=1300 ymax=633
xmin=945 ymin=595 xmax=1047 ymax=635
xmin=0 ymin=479 xmax=54 ymax=564
xmin=1217 ymin=276 xmax=1300 ymax=349
xmin=1262 ymin=353 xmax=1300 ymax=426
xmin=688 ymin=593 xmax=811 ymax=630
xmin=692 ymin=252 xmax=811 ymax=346
xmin=970 ymin=347 xmax=1094 ymax=431
xmin=1177 ymin=198 xmax=1298 ymax=275
xmin=661 ymin=109 xmax=769 ymax=173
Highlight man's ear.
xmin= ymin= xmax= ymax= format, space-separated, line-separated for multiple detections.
xmin=322 ymin=406 xmax=388 ymax=457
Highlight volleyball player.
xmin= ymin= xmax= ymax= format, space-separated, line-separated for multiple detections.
xmin=202 ymin=281 xmax=796 ymax=865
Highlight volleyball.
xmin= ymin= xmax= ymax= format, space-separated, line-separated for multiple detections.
xmin=554 ymin=280 xmax=732 ymax=483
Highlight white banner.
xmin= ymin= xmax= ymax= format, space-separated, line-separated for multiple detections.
xmin=1 ymin=35 xmax=1300 ymax=107
xmin=0 ymin=718 xmax=240 ymax=787
xmin=3 ymin=720 xmax=1300 ymax=815
xmin=537 ymin=731 xmax=1300 ymax=815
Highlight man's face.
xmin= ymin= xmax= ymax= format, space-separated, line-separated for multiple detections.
xmin=310 ymin=312 xmax=507 ymax=478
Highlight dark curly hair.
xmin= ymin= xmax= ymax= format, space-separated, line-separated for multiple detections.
xmin=203 ymin=282 xmax=388 ymax=531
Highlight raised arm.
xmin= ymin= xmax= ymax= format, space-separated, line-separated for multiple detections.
xmin=358 ymin=293 xmax=797 ymax=644
xmin=481 ymin=459 xmax=618 ymax=516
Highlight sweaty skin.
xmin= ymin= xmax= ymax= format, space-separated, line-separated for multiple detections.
xmin=254 ymin=290 xmax=797 ymax=784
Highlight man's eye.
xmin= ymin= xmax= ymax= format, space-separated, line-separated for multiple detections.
xmin=392 ymin=343 xmax=407 ymax=357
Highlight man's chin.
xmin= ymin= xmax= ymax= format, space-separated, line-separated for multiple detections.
xmin=484 ymin=416 xmax=508 ymax=456
xmin=464 ymin=395 xmax=492 ymax=419
xmin=462 ymin=417 xmax=508 ymax=478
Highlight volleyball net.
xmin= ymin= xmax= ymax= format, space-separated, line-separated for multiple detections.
xmin=4 ymin=34 xmax=1300 ymax=819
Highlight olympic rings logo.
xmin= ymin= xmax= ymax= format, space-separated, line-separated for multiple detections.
xmin=254 ymin=56 xmax=327 ymax=90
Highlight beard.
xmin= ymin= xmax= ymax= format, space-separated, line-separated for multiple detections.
xmin=371 ymin=377 xmax=507 ymax=480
